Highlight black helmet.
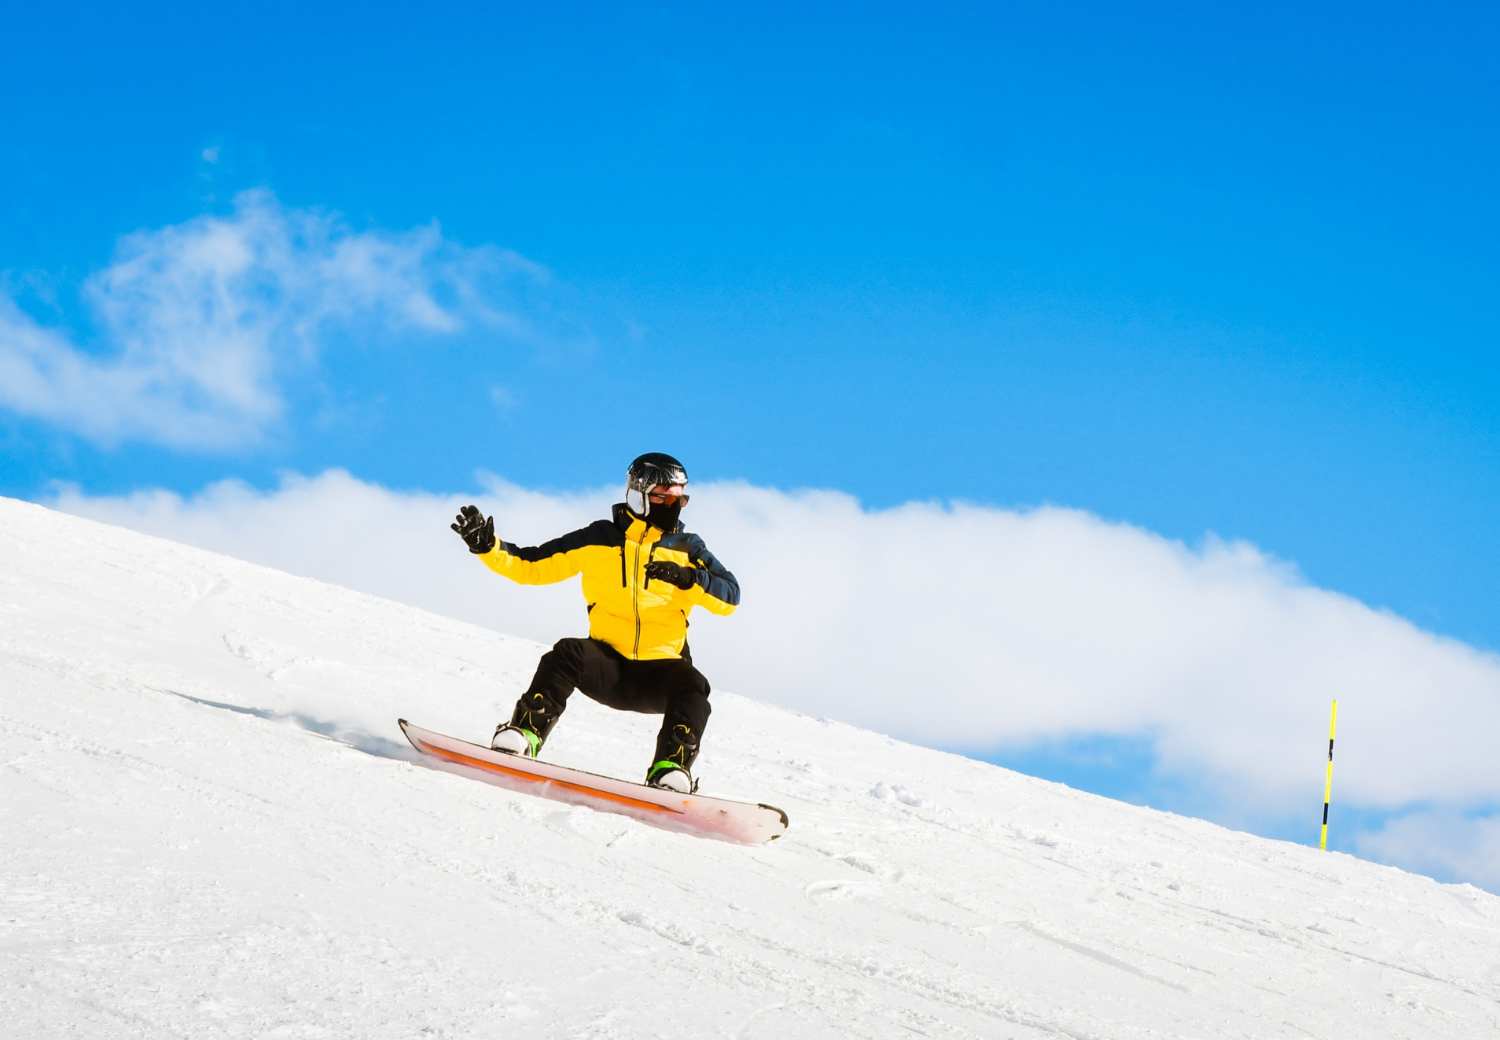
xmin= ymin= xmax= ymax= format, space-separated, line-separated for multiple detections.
xmin=628 ymin=452 xmax=687 ymax=493
xmin=627 ymin=452 xmax=689 ymax=521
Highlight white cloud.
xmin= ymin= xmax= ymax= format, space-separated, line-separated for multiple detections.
xmin=1354 ymin=811 xmax=1500 ymax=891
xmin=0 ymin=191 xmax=545 ymax=449
xmin=48 ymin=469 xmax=1500 ymax=837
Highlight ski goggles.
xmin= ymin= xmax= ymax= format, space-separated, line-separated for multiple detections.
xmin=646 ymin=483 xmax=689 ymax=506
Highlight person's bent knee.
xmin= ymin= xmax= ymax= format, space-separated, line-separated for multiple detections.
xmin=549 ymin=637 xmax=590 ymax=659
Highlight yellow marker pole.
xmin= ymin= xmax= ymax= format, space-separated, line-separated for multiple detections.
xmin=1320 ymin=699 xmax=1338 ymax=850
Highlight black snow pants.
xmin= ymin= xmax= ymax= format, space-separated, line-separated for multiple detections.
xmin=511 ymin=637 xmax=712 ymax=771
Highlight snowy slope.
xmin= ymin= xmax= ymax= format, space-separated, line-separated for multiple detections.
xmin=3 ymin=497 xmax=1498 ymax=1040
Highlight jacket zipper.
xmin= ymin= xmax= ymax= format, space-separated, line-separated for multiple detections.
xmin=631 ymin=524 xmax=648 ymax=657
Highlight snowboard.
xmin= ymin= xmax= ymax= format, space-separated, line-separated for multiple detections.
xmin=398 ymin=720 xmax=788 ymax=844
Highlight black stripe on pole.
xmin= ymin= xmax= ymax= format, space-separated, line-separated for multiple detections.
xmin=1322 ymin=803 xmax=1330 ymax=825
xmin=1329 ymin=738 xmax=1335 ymax=760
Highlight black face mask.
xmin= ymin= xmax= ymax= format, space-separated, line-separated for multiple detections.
xmin=645 ymin=499 xmax=684 ymax=531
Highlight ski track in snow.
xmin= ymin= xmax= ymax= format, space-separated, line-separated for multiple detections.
xmin=3 ymin=496 xmax=1500 ymax=1039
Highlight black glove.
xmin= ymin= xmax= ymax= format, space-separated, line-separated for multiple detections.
xmin=451 ymin=505 xmax=496 ymax=554
xmin=645 ymin=560 xmax=698 ymax=590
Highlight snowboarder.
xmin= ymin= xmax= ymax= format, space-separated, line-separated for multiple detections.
xmin=450 ymin=453 xmax=740 ymax=793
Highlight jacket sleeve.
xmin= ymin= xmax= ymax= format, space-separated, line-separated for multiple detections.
xmin=476 ymin=525 xmax=595 ymax=586
xmin=685 ymin=539 xmax=740 ymax=616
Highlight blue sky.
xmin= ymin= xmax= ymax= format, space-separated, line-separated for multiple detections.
xmin=4 ymin=4 xmax=1499 ymax=878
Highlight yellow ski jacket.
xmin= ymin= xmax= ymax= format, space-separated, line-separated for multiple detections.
xmin=476 ymin=504 xmax=739 ymax=661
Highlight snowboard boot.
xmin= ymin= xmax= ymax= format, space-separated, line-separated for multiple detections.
xmin=645 ymin=722 xmax=700 ymax=794
xmin=647 ymin=766 xmax=694 ymax=793
xmin=491 ymin=689 xmax=565 ymax=758
xmin=490 ymin=724 xmax=542 ymax=757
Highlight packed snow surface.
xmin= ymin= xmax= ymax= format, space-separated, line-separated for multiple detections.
xmin=3 ymin=497 xmax=1498 ymax=1039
